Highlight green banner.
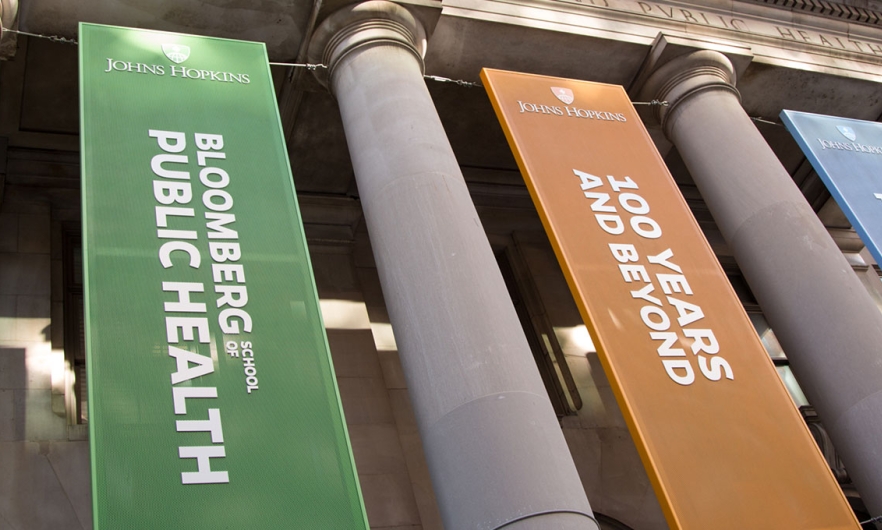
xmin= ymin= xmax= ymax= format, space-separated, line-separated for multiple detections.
xmin=79 ymin=24 xmax=368 ymax=529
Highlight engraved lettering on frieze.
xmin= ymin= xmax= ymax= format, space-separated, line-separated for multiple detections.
xmin=566 ymin=0 xmax=612 ymax=8
xmin=551 ymin=0 xmax=882 ymax=57
xmin=637 ymin=2 xmax=749 ymax=32
xmin=774 ymin=25 xmax=882 ymax=54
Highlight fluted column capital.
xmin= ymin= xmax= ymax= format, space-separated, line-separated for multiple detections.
xmin=307 ymin=1 xmax=425 ymax=94
xmin=636 ymin=50 xmax=740 ymax=138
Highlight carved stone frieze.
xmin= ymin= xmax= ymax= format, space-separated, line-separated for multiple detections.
xmin=444 ymin=0 xmax=882 ymax=82
xmin=743 ymin=0 xmax=882 ymax=28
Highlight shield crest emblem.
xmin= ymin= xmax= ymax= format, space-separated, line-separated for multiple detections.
xmin=837 ymin=125 xmax=857 ymax=142
xmin=162 ymin=44 xmax=191 ymax=64
xmin=551 ymin=87 xmax=574 ymax=105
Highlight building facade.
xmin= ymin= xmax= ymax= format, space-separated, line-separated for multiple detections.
xmin=2 ymin=0 xmax=882 ymax=528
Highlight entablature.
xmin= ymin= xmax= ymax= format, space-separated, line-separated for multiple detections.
xmin=435 ymin=0 xmax=882 ymax=83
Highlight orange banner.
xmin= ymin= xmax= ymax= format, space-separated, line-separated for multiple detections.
xmin=482 ymin=68 xmax=858 ymax=529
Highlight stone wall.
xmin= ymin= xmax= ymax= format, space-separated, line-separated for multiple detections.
xmin=0 ymin=185 xmax=91 ymax=530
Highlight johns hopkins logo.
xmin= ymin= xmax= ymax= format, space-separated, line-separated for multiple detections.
xmin=551 ymin=87 xmax=574 ymax=105
xmin=837 ymin=125 xmax=857 ymax=142
xmin=104 ymin=43 xmax=251 ymax=84
xmin=162 ymin=44 xmax=190 ymax=64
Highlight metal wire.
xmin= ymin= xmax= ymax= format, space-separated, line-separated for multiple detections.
xmin=632 ymin=100 xmax=669 ymax=106
xmin=6 ymin=29 xmax=791 ymax=129
xmin=424 ymin=74 xmax=483 ymax=88
xmin=751 ymin=116 xmax=783 ymax=126
xmin=2 ymin=28 xmax=78 ymax=45
xmin=268 ymin=62 xmax=327 ymax=71
xmin=859 ymin=514 xmax=882 ymax=525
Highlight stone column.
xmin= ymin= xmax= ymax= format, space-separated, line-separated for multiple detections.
xmin=308 ymin=3 xmax=597 ymax=529
xmin=0 ymin=0 xmax=18 ymax=58
xmin=638 ymin=50 xmax=882 ymax=517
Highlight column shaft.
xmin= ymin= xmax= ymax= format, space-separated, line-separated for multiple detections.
xmin=310 ymin=4 xmax=598 ymax=529
xmin=658 ymin=59 xmax=882 ymax=516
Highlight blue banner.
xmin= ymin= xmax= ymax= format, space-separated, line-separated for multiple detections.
xmin=781 ymin=110 xmax=882 ymax=265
